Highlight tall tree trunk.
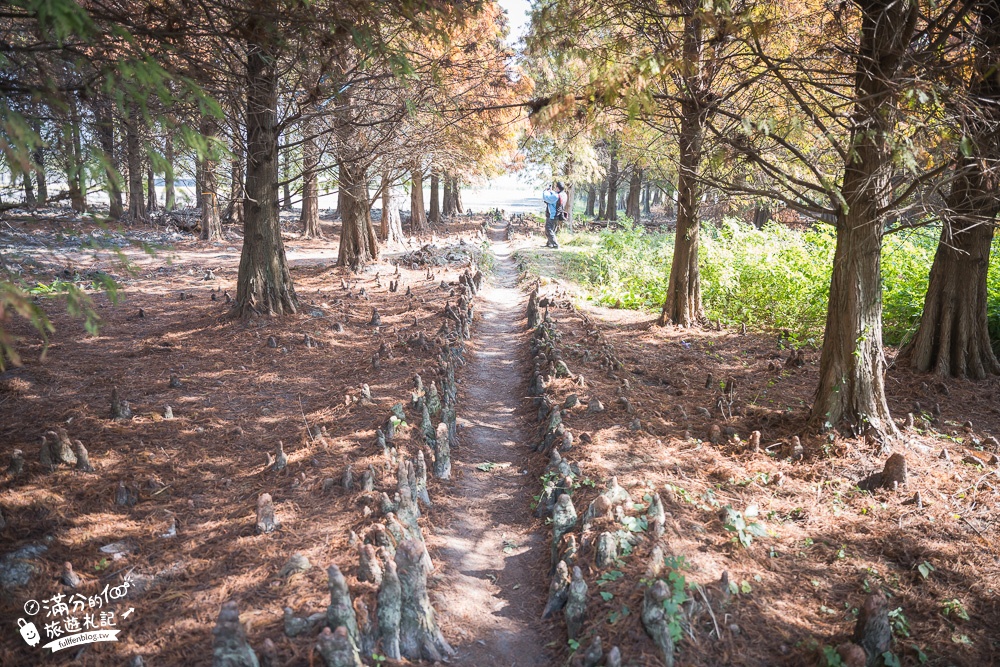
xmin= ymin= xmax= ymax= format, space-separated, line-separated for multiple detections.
xmin=126 ymin=105 xmax=147 ymax=223
xmin=626 ymin=168 xmax=642 ymax=221
xmin=658 ymin=99 xmax=705 ymax=327
xmin=585 ymin=184 xmax=596 ymax=216
xmin=281 ymin=147 xmax=292 ymax=210
xmin=226 ymin=146 xmax=245 ymax=225
xmin=410 ymin=164 xmax=426 ymax=230
xmin=31 ymin=118 xmax=47 ymax=204
xmin=68 ymin=95 xmax=85 ymax=212
xmin=21 ymin=171 xmax=35 ymax=204
xmin=605 ymin=149 xmax=619 ymax=221
xmin=809 ymin=0 xmax=917 ymax=439
xmin=658 ymin=7 xmax=709 ymax=328
xmin=453 ymin=176 xmax=464 ymax=214
xmin=338 ymin=160 xmax=378 ymax=270
xmin=147 ymin=163 xmax=158 ymax=212
xmin=442 ymin=174 xmax=454 ymax=217
xmin=565 ymin=182 xmax=575 ymax=230
xmin=381 ymin=171 xmax=405 ymax=245
xmin=95 ymin=100 xmax=123 ymax=219
xmin=200 ymin=118 xmax=222 ymax=242
xmin=195 ymin=158 xmax=204 ymax=209
xmin=752 ymin=206 xmax=770 ymax=229
xmin=232 ymin=21 xmax=298 ymax=317
xmin=643 ymin=182 xmax=651 ymax=216
xmin=899 ymin=0 xmax=1000 ymax=380
xmin=597 ymin=180 xmax=607 ymax=219
xmin=429 ymin=171 xmax=440 ymax=224
xmin=299 ymin=121 xmax=322 ymax=238
xmin=164 ymin=134 xmax=175 ymax=211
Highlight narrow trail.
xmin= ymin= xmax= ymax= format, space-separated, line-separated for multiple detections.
xmin=433 ymin=223 xmax=550 ymax=666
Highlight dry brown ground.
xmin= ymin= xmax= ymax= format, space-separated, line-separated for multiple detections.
xmin=0 ymin=212 xmax=497 ymax=666
xmin=515 ymin=234 xmax=1000 ymax=667
xmin=2 ymin=210 xmax=999 ymax=667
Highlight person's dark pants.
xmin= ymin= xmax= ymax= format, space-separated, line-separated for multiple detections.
xmin=545 ymin=215 xmax=559 ymax=247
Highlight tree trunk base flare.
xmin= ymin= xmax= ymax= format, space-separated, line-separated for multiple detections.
xmin=625 ymin=168 xmax=641 ymax=221
xmin=899 ymin=221 xmax=1000 ymax=379
xmin=380 ymin=173 xmax=405 ymax=244
xmin=211 ymin=601 xmax=260 ymax=667
xmin=642 ymin=580 xmax=676 ymax=667
xmin=852 ymin=593 xmax=892 ymax=666
xmin=300 ymin=129 xmax=322 ymax=239
xmin=255 ymin=493 xmax=278 ymax=534
xmin=807 ymin=209 xmax=898 ymax=441
xmin=314 ymin=626 xmax=363 ymax=667
xmin=231 ymin=31 xmax=298 ymax=318
xmin=564 ymin=565 xmax=587 ymax=640
xmin=809 ymin=0 xmax=915 ymax=441
xmin=201 ymin=168 xmax=222 ymax=241
xmin=395 ymin=539 xmax=453 ymax=661
xmin=658 ymin=100 xmax=705 ymax=328
xmin=337 ymin=160 xmax=379 ymax=271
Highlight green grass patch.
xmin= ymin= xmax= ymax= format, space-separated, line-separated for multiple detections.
xmin=551 ymin=219 xmax=1000 ymax=349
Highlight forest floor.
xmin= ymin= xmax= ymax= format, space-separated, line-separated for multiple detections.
xmin=0 ymin=208 xmax=999 ymax=667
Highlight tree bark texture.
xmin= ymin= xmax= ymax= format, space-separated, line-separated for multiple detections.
xmin=232 ymin=22 xmax=298 ymax=316
xmin=899 ymin=0 xmax=1000 ymax=379
xmin=226 ymin=147 xmax=245 ymax=225
xmin=337 ymin=160 xmax=379 ymax=270
xmin=126 ymin=105 xmax=147 ymax=223
xmin=658 ymin=99 xmax=706 ymax=327
xmin=31 ymin=118 xmax=47 ymax=204
xmin=585 ymin=184 xmax=596 ymax=216
xmin=809 ymin=0 xmax=917 ymax=438
xmin=281 ymin=148 xmax=292 ymax=210
xmin=429 ymin=172 xmax=440 ymax=224
xmin=201 ymin=118 xmax=223 ymax=242
xmin=410 ymin=165 xmax=426 ymax=230
xmin=442 ymin=174 xmax=454 ymax=217
xmin=381 ymin=171 xmax=405 ymax=245
xmin=299 ymin=121 xmax=322 ymax=238
xmin=605 ymin=149 xmax=619 ymax=221
xmin=22 ymin=172 xmax=35 ymax=204
xmin=67 ymin=95 xmax=85 ymax=212
xmin=147 ymin=163 xmax=158 ymax=212
xmin=453 ymin=176 xmax=464 ymax=214
xmin=95 ymin=99 xmax=123 ymax=219
xmin=626 ymin=168 xmax=642 ymax=221
xmin=164 ymin=134 xmax=175 ymax=211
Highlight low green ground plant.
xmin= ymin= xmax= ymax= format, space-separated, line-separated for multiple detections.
xmin=558 ymin=218 xmax=1000 ymax=349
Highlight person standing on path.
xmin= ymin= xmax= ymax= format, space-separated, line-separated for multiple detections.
xmin=542 ymin=183 xmax=560 ymax=248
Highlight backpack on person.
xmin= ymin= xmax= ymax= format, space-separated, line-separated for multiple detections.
xmin=556 ymin=187 xmax=569 ymax=221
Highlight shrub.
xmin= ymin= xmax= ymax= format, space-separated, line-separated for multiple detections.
xmin=564 ymin=219 xmax=1000 ymax=349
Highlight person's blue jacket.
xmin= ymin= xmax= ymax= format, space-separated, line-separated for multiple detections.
xmin=543 ymin=188 xmax=558 ymax=218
